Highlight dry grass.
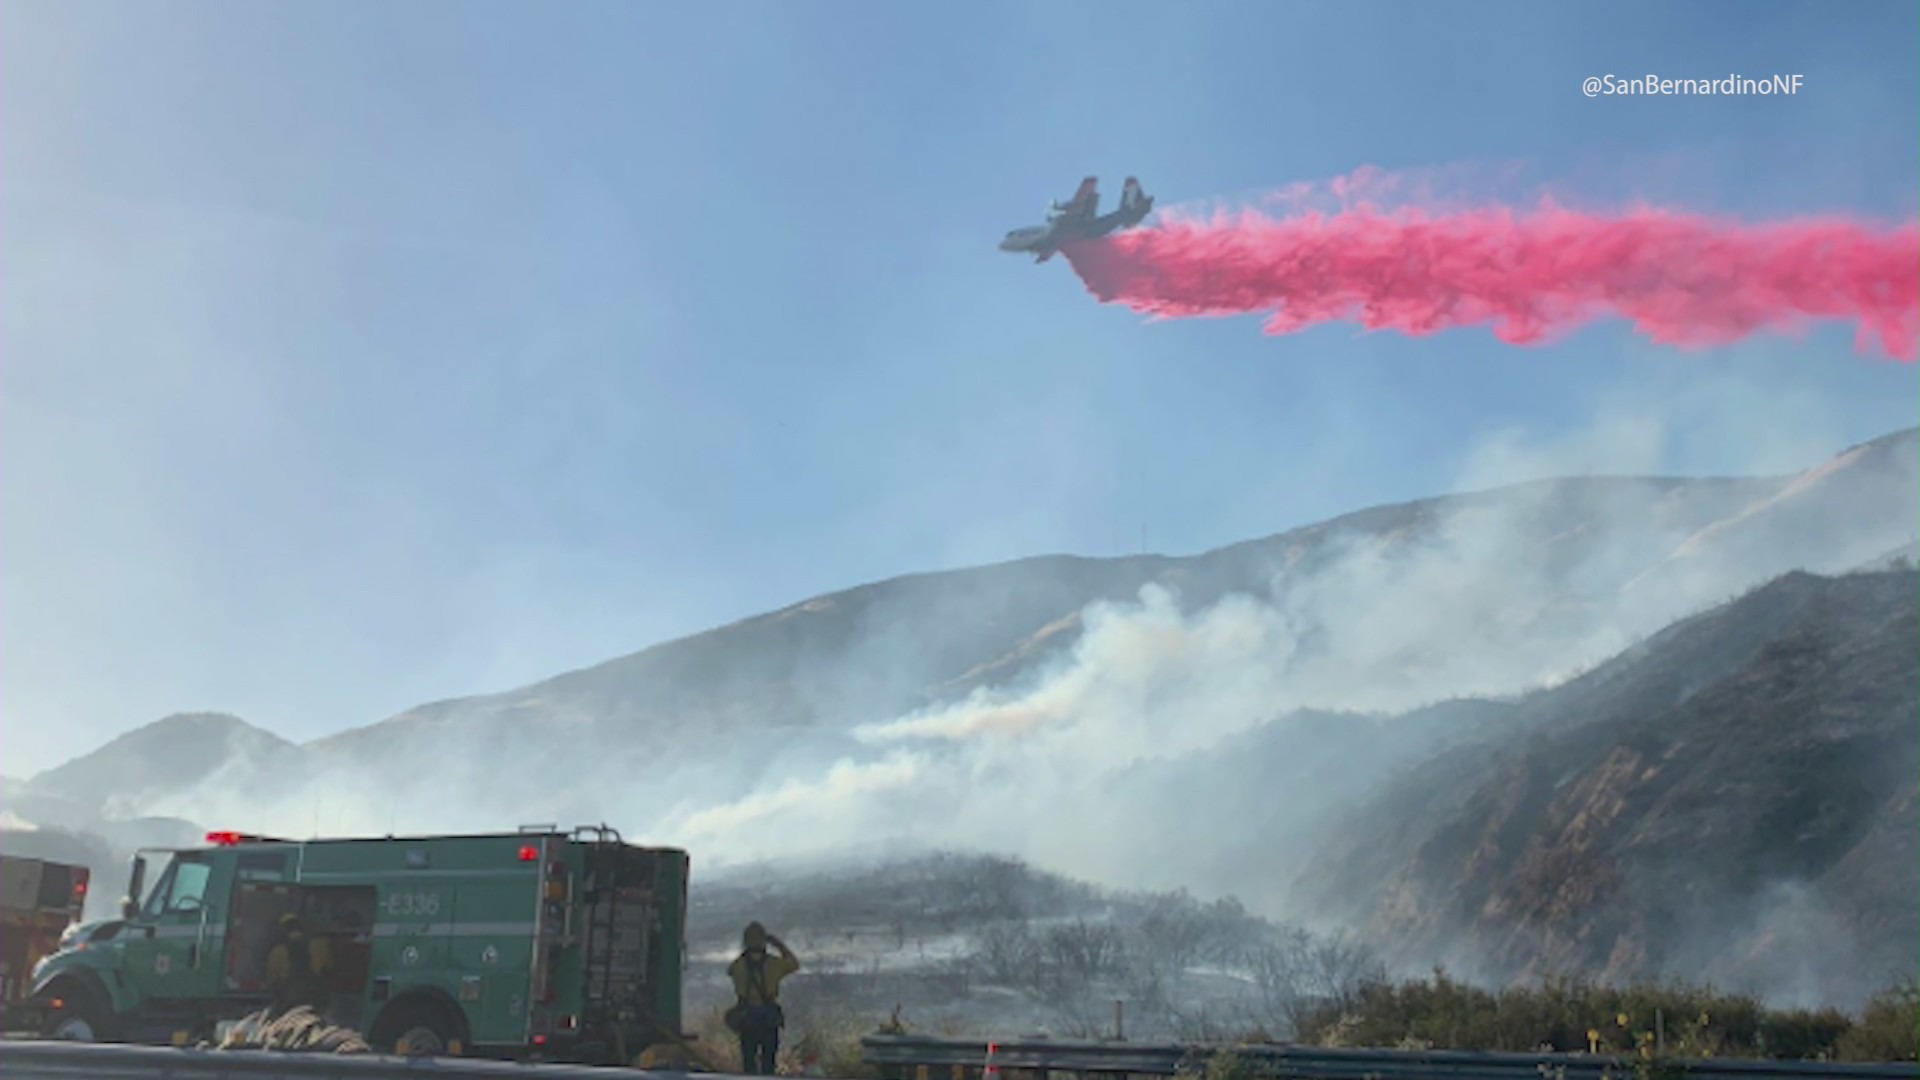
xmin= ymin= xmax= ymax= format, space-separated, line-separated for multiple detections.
xmin=684 ymin=1004 xmax=745 ymax=1072
xmin=780 ymin=1012 xmax=886 ymax=1079
xmin=213 ymin=1006 xmax=370 ymax=1054
xmin=680 ymin=1000 xmax=886 ymax=1077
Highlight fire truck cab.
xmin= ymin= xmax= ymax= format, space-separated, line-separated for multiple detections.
xmin=27 ymin=825 xmax=690 ymax=1065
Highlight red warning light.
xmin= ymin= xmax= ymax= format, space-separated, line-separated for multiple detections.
xmin=206 ymin=831 xmax=245 ymax=846
xmin=517 ymin=845 xmax=539 ymax=862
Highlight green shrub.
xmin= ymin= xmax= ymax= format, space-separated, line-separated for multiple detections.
xmin=1292 ymin=970 xmax=1910 ymax=1061
xmin=1758 ymin=1007 xmax=1853 ymax=1060
xmin=1835 ymin=981 xmax=1919 ymax=1062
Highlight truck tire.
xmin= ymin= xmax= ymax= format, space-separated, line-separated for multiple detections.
xmin=38 ymin=979 xmax=117 ymax=1042
xmin=371 ymin=996 xmax=465 ymax=1057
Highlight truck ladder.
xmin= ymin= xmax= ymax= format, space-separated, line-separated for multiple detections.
xmin=575 ymin=827 xmax=627 ymax=1038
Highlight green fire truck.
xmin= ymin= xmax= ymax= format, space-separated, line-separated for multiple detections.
xmin=27 ymin=825 xmax=691 ymax=1065
xmin=2 ymin=855 xmax=92 ymax=1031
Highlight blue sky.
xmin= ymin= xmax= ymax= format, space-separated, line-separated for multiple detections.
xmin=4 ymin=0 xmax=1916 ymax=774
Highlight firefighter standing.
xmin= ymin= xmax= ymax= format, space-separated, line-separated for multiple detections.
xmin=727 ymin=922 xmax=800 ymax=1075
xmin=265 ymin=913 xmax=333 ymax=1015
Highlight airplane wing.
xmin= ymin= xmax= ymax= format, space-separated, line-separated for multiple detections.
xmin=1051 ymin=176 xmax=1100 ymax=222
xmin=1080 ymin=178 xmax=1155 ymax=238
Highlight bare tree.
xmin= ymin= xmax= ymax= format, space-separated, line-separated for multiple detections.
xmin=1159 ymin=997 xmax=1273 ymax=1043
xmin=1246 ymin=927 xmax=1385 ymax=1036
xmin=934 ymin=953 xmax=975 ymax=996
xmin=980 ymin=858 xmax=1038 ymax=921
xmin=1135 ymin=891 xmax=1214 ymax=976
xmin=975 ymin=919 xmax=1039 ymax=984
xmin=1044 ymin=919 xmax=1128 ymax=981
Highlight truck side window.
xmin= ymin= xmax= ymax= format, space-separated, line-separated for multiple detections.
xmin=166 ymin=861 xmax=212 ymax=911
xmin=236 ymin=852 xmax=288 ymax=881
xmin=143 ymin=856 xmax=212 ymax=917
xmin=141 ymin=861 xmax=177 ymax=918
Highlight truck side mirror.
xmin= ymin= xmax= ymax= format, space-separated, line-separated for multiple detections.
xmin=124 ymin=854 xmax=147 ymax=922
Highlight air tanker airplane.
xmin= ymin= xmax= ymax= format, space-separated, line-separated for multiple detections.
xmin=1000 ymin=176 xmax=1154 ymax=263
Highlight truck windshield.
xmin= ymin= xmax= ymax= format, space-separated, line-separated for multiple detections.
xmin=142 ymin=854 xmax=212 ymax=918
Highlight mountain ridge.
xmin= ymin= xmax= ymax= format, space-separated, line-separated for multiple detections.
xmin=22 ymin=428 xmax=1917 ymax=824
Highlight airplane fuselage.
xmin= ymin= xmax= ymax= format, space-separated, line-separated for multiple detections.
xmin=998 ymin=225 xmax=1059 ymax=258
xmin=1000 ymin=178 xmax=1153 ymax=262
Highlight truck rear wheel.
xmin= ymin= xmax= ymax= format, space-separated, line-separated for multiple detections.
xmin=38 ymin=980 xmax=117 ymax=1042
xmin=372 ymin=997 xmax=464 ymax=1057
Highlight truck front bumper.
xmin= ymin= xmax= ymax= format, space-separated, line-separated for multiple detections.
xmin=0 ymin=999 xmax=47 ymax=1037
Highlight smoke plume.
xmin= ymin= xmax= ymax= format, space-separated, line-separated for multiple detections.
xmin=1061 ymin=205 xmax=1920 ymax=359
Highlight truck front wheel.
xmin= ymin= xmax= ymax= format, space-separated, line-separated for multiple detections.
xmin=38 ymin=980 xmax=118 ymax=1042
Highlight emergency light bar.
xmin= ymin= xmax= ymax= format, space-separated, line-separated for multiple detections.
xmin=205 ymin=831 xmax=286 ymax=846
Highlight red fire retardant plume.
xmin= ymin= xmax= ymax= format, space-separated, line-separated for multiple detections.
xmin=1059 ymin=207 xmax=1920 ymax=360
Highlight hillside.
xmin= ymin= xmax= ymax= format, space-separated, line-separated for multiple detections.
xmin=685 ymin=565 xmax=1918 ymax=1028
xmin=1860 ymin=539 xmax=1919 ymax=570
xmin=7 ymin=428 xmax=1917 ymax=1010
xmin=1622 ymin=428 xmax=1918 ymax=614
xmin=1291 ymin=566 xmax=1919 ymax=1008
xmin=684 ymin=851 xmax=1323 ymax=1039
xmin=21 ymin=712 xmax=297 ymax=822
xmin=1102 ymin=699 xmax=1519 ymax=899
xmin=22 ymin=428 xmax=1915 ymax=842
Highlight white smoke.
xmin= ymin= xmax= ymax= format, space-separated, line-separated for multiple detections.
xmin=600 ymin=411 xmax=1909 ymax=892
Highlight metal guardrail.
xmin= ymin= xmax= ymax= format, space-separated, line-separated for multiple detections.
xmin=0 ymin=1038 xmax=728 ymax=1079
xmin=861 ymin=1034 xmax=1920 ymax=1080
xmin=4 ymin=1035 xmax=1913 ymax=1080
